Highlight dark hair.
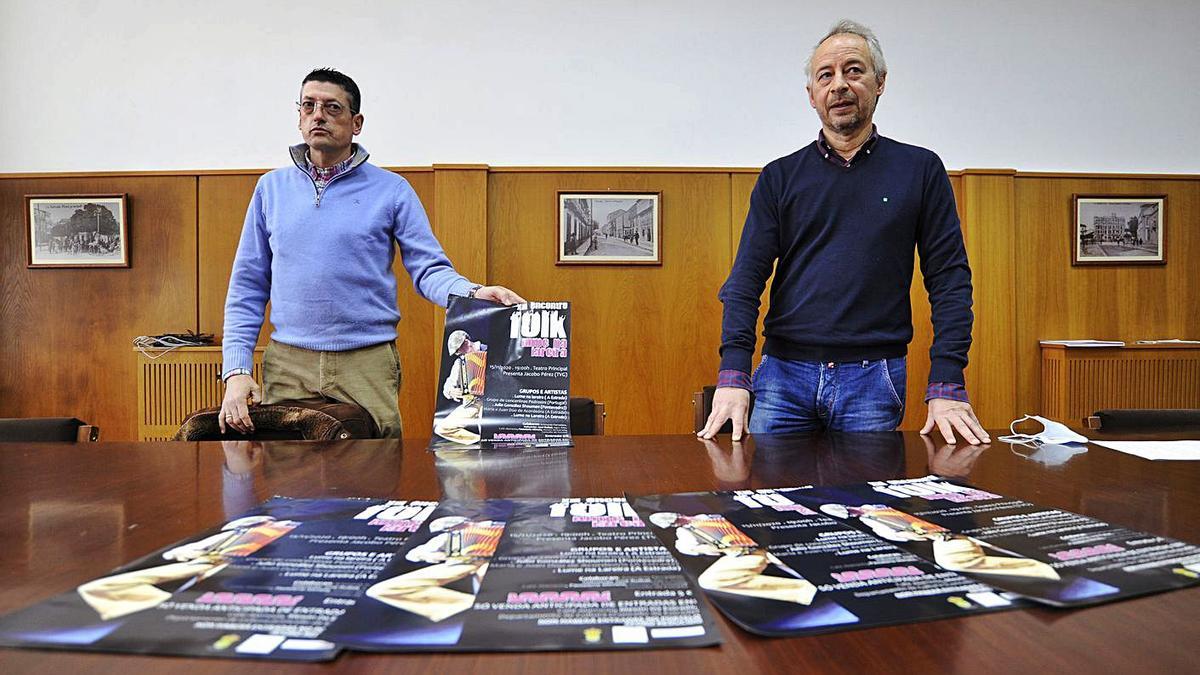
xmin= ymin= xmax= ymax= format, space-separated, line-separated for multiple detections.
xmin=301 ymin=68 xmax=361 ymax=113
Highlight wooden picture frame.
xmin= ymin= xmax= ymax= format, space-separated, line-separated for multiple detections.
xmin=557 ymin=192 xmax=661 ymax=265
xmin=1072 ymin=195 xmax=1165 ymax=266
xmin=25 ymin=194 xmax=130 ymax=268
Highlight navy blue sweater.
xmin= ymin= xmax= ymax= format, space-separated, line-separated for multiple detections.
xmin=718 ymin=136 xmax=973 ymax=385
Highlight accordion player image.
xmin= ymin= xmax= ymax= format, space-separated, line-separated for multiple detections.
xmin=434 ymin=330 xmax=488 ymax=445
xmin=819 ymin=503 xmax=1061 ymax=580
xmin=76 ymin=515 xmax=298 ymax=620
xmin=365 ymin=516 xmax=506 ymax=622
xmin=649 ymin=512 xmax=817 ymax=605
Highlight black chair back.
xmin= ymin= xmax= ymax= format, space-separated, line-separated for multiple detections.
xmin=1086 ymin=409 xmax=1200 ymax=432
xmin=0 ymin=417 xmax=98 ymax=442
xmin=569 ymin=397 xmax=606 ymax=436
xmin=694 ymin=386 xmax=755 ymax=434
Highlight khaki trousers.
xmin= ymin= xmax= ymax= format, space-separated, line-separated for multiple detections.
xmin=263 ymin=340 xmax=403 ymax=438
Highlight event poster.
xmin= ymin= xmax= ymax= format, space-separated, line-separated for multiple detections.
xmin=793 ymin=475 xmax=1200 ymax=607
xmin=326 ymin=498 xmax=722 ymax=651
xmin=628 ymin=488 xmax=1025 ymax=637
xmin=430 ymin=297 xmax=572 ymax=451
xmin=0 ymin=497 xmax=435 ymax=661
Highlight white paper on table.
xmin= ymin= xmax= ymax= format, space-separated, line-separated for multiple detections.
xmin=1091 ymin=440 xmax=1200 ymax=460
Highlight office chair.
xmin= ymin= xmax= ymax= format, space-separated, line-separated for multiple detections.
xmin=568 ymin=397 xmax=607 ymax=436
xmin=692 ymin=386 xmax=755 ymax=434
xmin=1084 ymin=409 xmax=1200 ymax=432
xmin=0 ymin=417 xmax=99 ymax=442
xmin=173 ymin=398 xmax=380 ymax=441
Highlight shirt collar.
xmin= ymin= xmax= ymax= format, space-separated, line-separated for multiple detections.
xmin=816 ymin=126 xmax=879 ymax=168
xmin=305 ymin=145 xmax=357 ymax=182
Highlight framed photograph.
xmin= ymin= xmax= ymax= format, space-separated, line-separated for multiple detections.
xmin=25 ymin=194 xmax=129 ymax=268
xmin=1073 ymin=195 xmax=1165 ymax=266
xmin=558 ymin=192 xmax=661 ymax=265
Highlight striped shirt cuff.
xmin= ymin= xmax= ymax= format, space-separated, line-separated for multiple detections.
xmin=717 ymin=369 xmax=752 ymax=390
xmin=222 ymin=367 xmax=252 ymax=382
xmin=925 ymin=382 xmax=969 ymax=403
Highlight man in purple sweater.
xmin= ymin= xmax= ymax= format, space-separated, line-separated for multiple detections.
xmin=219 ymin=69 xmax=523 ymax=438
xmin=699 ymin=21 xmax=988 ymax=445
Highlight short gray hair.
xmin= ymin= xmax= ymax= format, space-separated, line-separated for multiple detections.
xmin=806 ymin=19 xmax=887 ymax=84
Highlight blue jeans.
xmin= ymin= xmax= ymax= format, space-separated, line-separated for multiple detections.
xmin=749 ymin=355 xmax=906 ymax=434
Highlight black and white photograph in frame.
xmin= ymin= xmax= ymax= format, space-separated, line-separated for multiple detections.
xmin=25 ymin=194 xmax=129 ymax=268
xmin=1073 ymin=195 xmax=1165 ymax=266
xmin=558 ymin=192 xmax=661 ymax=265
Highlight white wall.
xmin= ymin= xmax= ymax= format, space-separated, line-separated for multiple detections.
xmin=2 ymin=0 xmax=1197 ymax=173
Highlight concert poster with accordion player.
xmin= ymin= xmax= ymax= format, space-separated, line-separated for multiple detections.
xmin=430 ymin=297 xmax=573 ymax=451
xmin=324 ymin=497 xmax=722 ymax=652
xmin=628 ymin=488 xmax=1030 ymax=637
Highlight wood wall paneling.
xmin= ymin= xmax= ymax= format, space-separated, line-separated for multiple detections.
xmin=489 ymin=172 xmax=731 ymax=434
xmin=3 ymin=167 xmax=1196 ymax=439
xmin=960 ymin=172 xmax=1018 ymax=428
xmin=1013 ymin=177 xmax=1200 ymax=417
xmin=198 ymin=174 xmax=267 ymax=344
xmin=0 ymin=176 xmax=198 ymax=440
xmin=394 ymin=170 xmax=438 ymax=436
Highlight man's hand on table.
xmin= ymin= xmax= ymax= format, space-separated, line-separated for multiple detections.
xmin=921 ymin=398 xmax=989 ymax=445
xmin=698 ymin=387 xmax=750 ymax=441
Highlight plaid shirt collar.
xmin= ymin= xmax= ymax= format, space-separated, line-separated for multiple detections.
xmin=816 ymin=126 xmax=879 ymax=168
xmin=305 ymin=146 xmax=356 ymax=185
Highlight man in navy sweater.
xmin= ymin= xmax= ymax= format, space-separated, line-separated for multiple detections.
xmin=219 ymin=69 xmax=523 ymax=438
xmin=699 ymin=21 xmax=988 ymax=445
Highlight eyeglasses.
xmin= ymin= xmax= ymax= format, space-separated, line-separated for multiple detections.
xmin=297 ymin=100 xmax=355 ymax=117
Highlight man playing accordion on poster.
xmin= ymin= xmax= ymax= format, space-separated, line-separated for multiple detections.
xmin=366 ymin=516 xmax=506 ymax=622
xmin=649 ymin=512 xmax=817 ymax=605
xmin=819 ymin=503 xmax=1060 ymax=580
xmin=77 ymin=515 xmax=298 ymax=620
xmin=434 ymin=330 xmax=488 ymax=445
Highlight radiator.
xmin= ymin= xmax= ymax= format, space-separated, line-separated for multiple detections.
xmin=1041 ymin=345 xmax=1200 ymax=424
xmin=137 ymin=347 xmax=263 ymax=441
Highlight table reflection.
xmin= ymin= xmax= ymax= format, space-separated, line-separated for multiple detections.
xmin=924 ymin=437 xmax=988 ymax=479
xmin=434 ymin=447 xmax=572 ymax=500
xmin=699 ymin=433 xmax=907 ymax=490
xmin=700 ymin=432 xmax=987 ymax=490
xmin=221 ymin=441 xmax=402 ymax=517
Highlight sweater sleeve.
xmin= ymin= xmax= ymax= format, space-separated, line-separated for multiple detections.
xmin=717 ymin=167 xmax=781 ymax=374
xmin=916 ymin=155 xmax=973 ymax=385
xmin=392 ymin=180 xmax=473 ymax=307
xmin=222 ymin=183 xmax=272 ymax=375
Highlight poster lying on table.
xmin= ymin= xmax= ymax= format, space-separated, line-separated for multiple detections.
xmin=793 ymin=475 xmax=1200 ymax=607
xmin=0 ymin=497 xmax=435 ymax=661
xmin=326 ymin=497 xmax=722 ymax=651
xmin=628 ymin=488 xmax=1025 ymax=637
xmin=430 ymin=297 xmax=572 ymax=451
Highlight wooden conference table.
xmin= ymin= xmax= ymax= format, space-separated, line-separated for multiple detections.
xmin=0 ymin=430 xmax=1196 ymax=673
